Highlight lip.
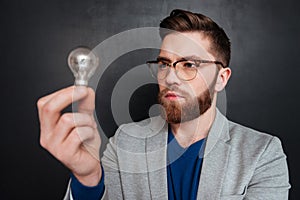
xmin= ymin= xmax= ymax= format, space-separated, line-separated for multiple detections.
xmin=164 ymin=92 xmax=184 ymax=100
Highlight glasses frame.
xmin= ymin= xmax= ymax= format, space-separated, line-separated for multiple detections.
xmin=146 ymin=59 xmax=225 ymax=81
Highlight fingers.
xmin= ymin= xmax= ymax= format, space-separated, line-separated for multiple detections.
xmin=51 ymin=113 xmax=97 ymax=142
xmin=37 ymin=86 xmax=75 ymax=119
xmin=62 ymin=127 xmax=99 ymax=162
xmin=74 ymin=126 xmax=101 ymax=161
xmin=74 ymin=126 xmax=96 ymax=143
xmin=77 ymin=87 xmax=96 ymax=115
xmin=37 ymin=86 xmax=102 ymax=183
xmin=38 ymin=86 xmax=89 ymax=133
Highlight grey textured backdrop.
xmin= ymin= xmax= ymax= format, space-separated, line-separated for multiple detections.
xmin=1 ymin=0 xmax=299 ymax=199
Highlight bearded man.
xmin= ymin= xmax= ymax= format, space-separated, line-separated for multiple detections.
xmin=37 ymin=9 xmax=290 ymax=200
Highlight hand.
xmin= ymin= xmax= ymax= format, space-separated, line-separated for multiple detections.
xmin=37 ymin=86 xmax=102 ymax=186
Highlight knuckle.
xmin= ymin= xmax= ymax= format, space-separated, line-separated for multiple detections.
xmin=37 ymin=98 xmax=46 ymax=109
xmin=83 ymin=114 xmax=94 ymax=126
xmin=39 ymin=137 xmax=46 ymax=148
xmin=43 ymin=102 xmax=55 ymax=114
xmin=76 ymin=127 xmax=95 ymax=141
xmin=70 ymin=128 xmax=83 ymax=143
xmin=39 ymin=136 xmax=49 ymax=149
xmin=72 ymin=127 xmax=80 ymax=137
xmin=60 ymin=113 xmax=74 ymax=125
xmin=86 ymin=126 xmax=95 ymax=135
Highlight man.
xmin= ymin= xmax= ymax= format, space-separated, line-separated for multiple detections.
xmin=37 ymin=9 xmax=290 ymax=199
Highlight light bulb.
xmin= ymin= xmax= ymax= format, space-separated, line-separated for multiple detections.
xmin=67 ymin=47 xmax=99 ymax=86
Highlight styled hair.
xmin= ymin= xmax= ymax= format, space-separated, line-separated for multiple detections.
xmin=160 ymin=9 xmax=231 ymax=67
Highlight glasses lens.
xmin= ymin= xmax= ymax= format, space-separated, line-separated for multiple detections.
xmin=176 ymin=61 xmax=197 ymax=81
xmin=148 ymin=63 xmax=168 ymax=80
xmin=147 ymin=60 xmax=197 ymax=81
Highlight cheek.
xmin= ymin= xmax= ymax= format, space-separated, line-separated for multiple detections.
xmin=158 ymin=78 xmax=168 ymax=92
xmin=185 ymin=78 xmax=211 ymax=98
xmin=196 ymin=68 xmax=218 ymax=87
xmin=158 ymin=84 xmax=165 ymax=92
xmin=186 ymin=84 xmax=203 ymax=98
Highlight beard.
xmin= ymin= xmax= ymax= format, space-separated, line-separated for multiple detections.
xmin=158 ymin=85 xmax=214 ymax=124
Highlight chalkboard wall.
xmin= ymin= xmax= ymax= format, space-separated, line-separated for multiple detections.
xmin=1 ymin=0 xmax=299 ymax=199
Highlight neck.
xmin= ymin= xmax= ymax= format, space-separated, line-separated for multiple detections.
xmin=170 ymin=106 xmax=216 ymax=148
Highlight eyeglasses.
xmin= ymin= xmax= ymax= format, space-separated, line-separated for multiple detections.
xmin=146 ymin=59 xmax=225 ymax=81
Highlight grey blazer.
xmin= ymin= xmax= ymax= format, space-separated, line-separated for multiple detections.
xmin=65 ymin=109 xmax=290 ymax=200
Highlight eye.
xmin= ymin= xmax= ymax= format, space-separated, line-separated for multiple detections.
xmin=157 ymin=62 xmax=169 ymax=69
xmin=182 ymin=61 xmax=197 ymax=68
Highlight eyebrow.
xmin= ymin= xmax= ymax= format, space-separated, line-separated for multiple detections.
xmin=156 ymin=55 xmax=203 ymax=62
xmin=181 ymin=55 xmax=203 ymax=60
xmin=156 ymin=56 xmax=172 ymax=62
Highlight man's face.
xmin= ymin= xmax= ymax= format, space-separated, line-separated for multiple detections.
xmin=157 ymin=32 xmax=219 ymax=124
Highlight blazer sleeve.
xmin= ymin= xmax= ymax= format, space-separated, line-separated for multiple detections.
xmin=63 ymin=181 xmax=108 ymax=200
xmin=100 ymin=125 xmax=124 ymax=200
xmin=244 ymin=136 xmax=291 ymax=199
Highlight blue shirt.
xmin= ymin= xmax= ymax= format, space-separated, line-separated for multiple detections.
xmin=70 ymin=166 xmax=105 ymax=200
xmin=167 ymin=126 xmax=205 ymax=200
xmin=71 ymin=126 xmax=205 ymax=200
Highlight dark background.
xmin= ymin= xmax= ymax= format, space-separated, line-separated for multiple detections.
xmin=1 ymin=0 xmax=299 ymax=199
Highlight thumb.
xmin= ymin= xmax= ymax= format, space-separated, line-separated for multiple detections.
xmin=76 ymin=86 xmax=96 ymax=115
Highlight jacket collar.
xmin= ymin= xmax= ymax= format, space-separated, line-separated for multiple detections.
xmin=197 ymin=109 xmax=231 ymax=199
xmin=145 ymin=109 xmax=231 ymax=199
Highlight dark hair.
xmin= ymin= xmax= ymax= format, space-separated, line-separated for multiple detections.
xmin=160 ymin=9 xmax=231 ymax=67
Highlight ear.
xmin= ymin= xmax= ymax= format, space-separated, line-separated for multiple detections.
xmin=215 ymin=67 xmax=231 ymax=92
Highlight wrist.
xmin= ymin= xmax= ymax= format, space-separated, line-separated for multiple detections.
xmin=73 ymin=163 xmax=102 ymax=186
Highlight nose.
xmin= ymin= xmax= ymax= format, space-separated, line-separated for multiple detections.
xmin=164 ymin=68 xmax=181 ymax=86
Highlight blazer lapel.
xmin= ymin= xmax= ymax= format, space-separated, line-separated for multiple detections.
xmin=197 ymin=109 xmax=231 ymax=200
xmin=145 ymin=116 xmax=169 ymax=200
xmin=144 ymin=110 xmax=231 ymax=200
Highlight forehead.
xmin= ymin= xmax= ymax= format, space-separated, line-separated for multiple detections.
xmin=159 ymin=32 xmax=215 ymax=60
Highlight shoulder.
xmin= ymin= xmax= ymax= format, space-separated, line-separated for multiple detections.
xmin=115 ymin=115 xmax=165 ymax=137
xmin=220 ymin=119 xmax=290 ymax=197
xmin=228 ymin=120 xmax=274 ymax=142
xmin=227 ymin=120 xmax=285 ymax=161
xmin=109 ymin=116 xmax=166 ymax=148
